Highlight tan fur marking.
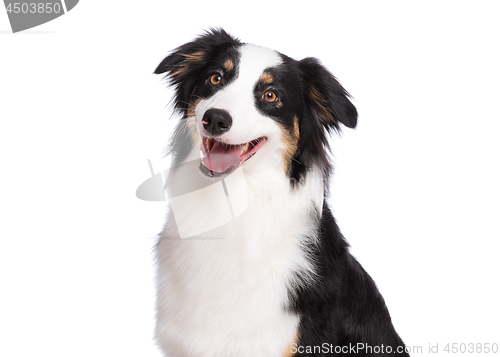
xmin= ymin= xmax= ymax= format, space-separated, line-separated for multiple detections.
xmin=293 ymin=116 xmax=300 ymax=140
xmin=171 ymin=66 xmax=188 ymax=79
xmin=186 ymin=97 xmax=202 ymax=119
xmin=224 ymin=59 xmax=234 ymax=71
xmin=170 ymin=52 xmax=206 ymax=79
xmin=278 ymin=116 xmax=300 ymax=175
xmin=186 ymin=97 xmax=203 ymax=141
xmin=180 ymin=51 xmax=206 ymax=63
xmin=308 ymin=84 xmax=337 ymax=125
xmin=283 ymin=332 xmax=299 ymax=357
xmin=260 ymin=72 xmax=274 ymax=85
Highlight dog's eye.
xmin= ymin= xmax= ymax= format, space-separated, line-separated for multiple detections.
xmin=210 ymin=73 xmax=222 ymax=86
xmin=263 ymin=90 xmax=278 ymax=103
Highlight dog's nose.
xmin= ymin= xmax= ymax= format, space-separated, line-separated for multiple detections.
xmin=202 ymin=108 xmax=232 ymax=137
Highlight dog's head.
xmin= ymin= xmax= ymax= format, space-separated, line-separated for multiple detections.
xmin=155 ymin=29 xmax=357 ymax=186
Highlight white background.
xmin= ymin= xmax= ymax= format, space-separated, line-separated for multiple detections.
xmin=1 ymin=1 xmax=499 ymax=356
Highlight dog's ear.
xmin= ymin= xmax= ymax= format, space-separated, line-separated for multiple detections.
xmin=298 ymin=57 xmax=357 ymax=130
xmin=288 ymin=58 xmax=357 ymax=185
xmin=154 ymin=28 xmax=241 ymax=115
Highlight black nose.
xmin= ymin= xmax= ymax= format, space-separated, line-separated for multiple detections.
xmin=202 ymin=108 xmax=232 ymax=136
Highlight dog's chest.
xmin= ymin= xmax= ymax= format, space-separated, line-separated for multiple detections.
xmin=155 ymin=187 xmax=317 ymax=357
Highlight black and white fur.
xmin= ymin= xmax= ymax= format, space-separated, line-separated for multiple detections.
xmin=154 ymin=29 xmax=409 ymax=357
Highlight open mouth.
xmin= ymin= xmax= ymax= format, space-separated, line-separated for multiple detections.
xmin=200 ymin=136 xmax=267 ymax=177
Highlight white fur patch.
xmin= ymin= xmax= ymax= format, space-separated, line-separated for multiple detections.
xmin=156 ymin=44 xmax=324 ymax=357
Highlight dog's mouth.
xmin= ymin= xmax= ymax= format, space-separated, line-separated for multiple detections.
xmin=199 ymin=136 xmax=267 ymax=177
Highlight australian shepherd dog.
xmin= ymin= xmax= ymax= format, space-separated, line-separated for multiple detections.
xmin=153 ymin=29 xmax=409 ymax=357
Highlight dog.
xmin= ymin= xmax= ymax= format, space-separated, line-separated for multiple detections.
xmin=153 ymin=29 xmax=409 ymax=357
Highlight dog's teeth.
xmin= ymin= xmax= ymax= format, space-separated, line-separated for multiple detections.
xmin=200 ymin=150 xmax=204 ymax=160
xmin=206 ymin=138 xmax=212 ymax=151
xmin=240 ymin=142 xmax=250 ymax=155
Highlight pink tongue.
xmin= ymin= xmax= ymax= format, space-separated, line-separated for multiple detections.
xmin=203 ymin=142 xmax=243 ymax=173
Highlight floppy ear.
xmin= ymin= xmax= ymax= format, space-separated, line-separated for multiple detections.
xmin=287 ymin=58 xmax=357 ymax=185
xmin=154 ymin=28 xmax=241 ymax=115
xmin=298 ymin=57 xmax=357 ymax=130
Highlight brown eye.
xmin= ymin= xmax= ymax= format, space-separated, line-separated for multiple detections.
xmin=210 ymin=73 xmax=222 ymax=85
xmin=263 ymin=90 xmax=278 ymax=103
